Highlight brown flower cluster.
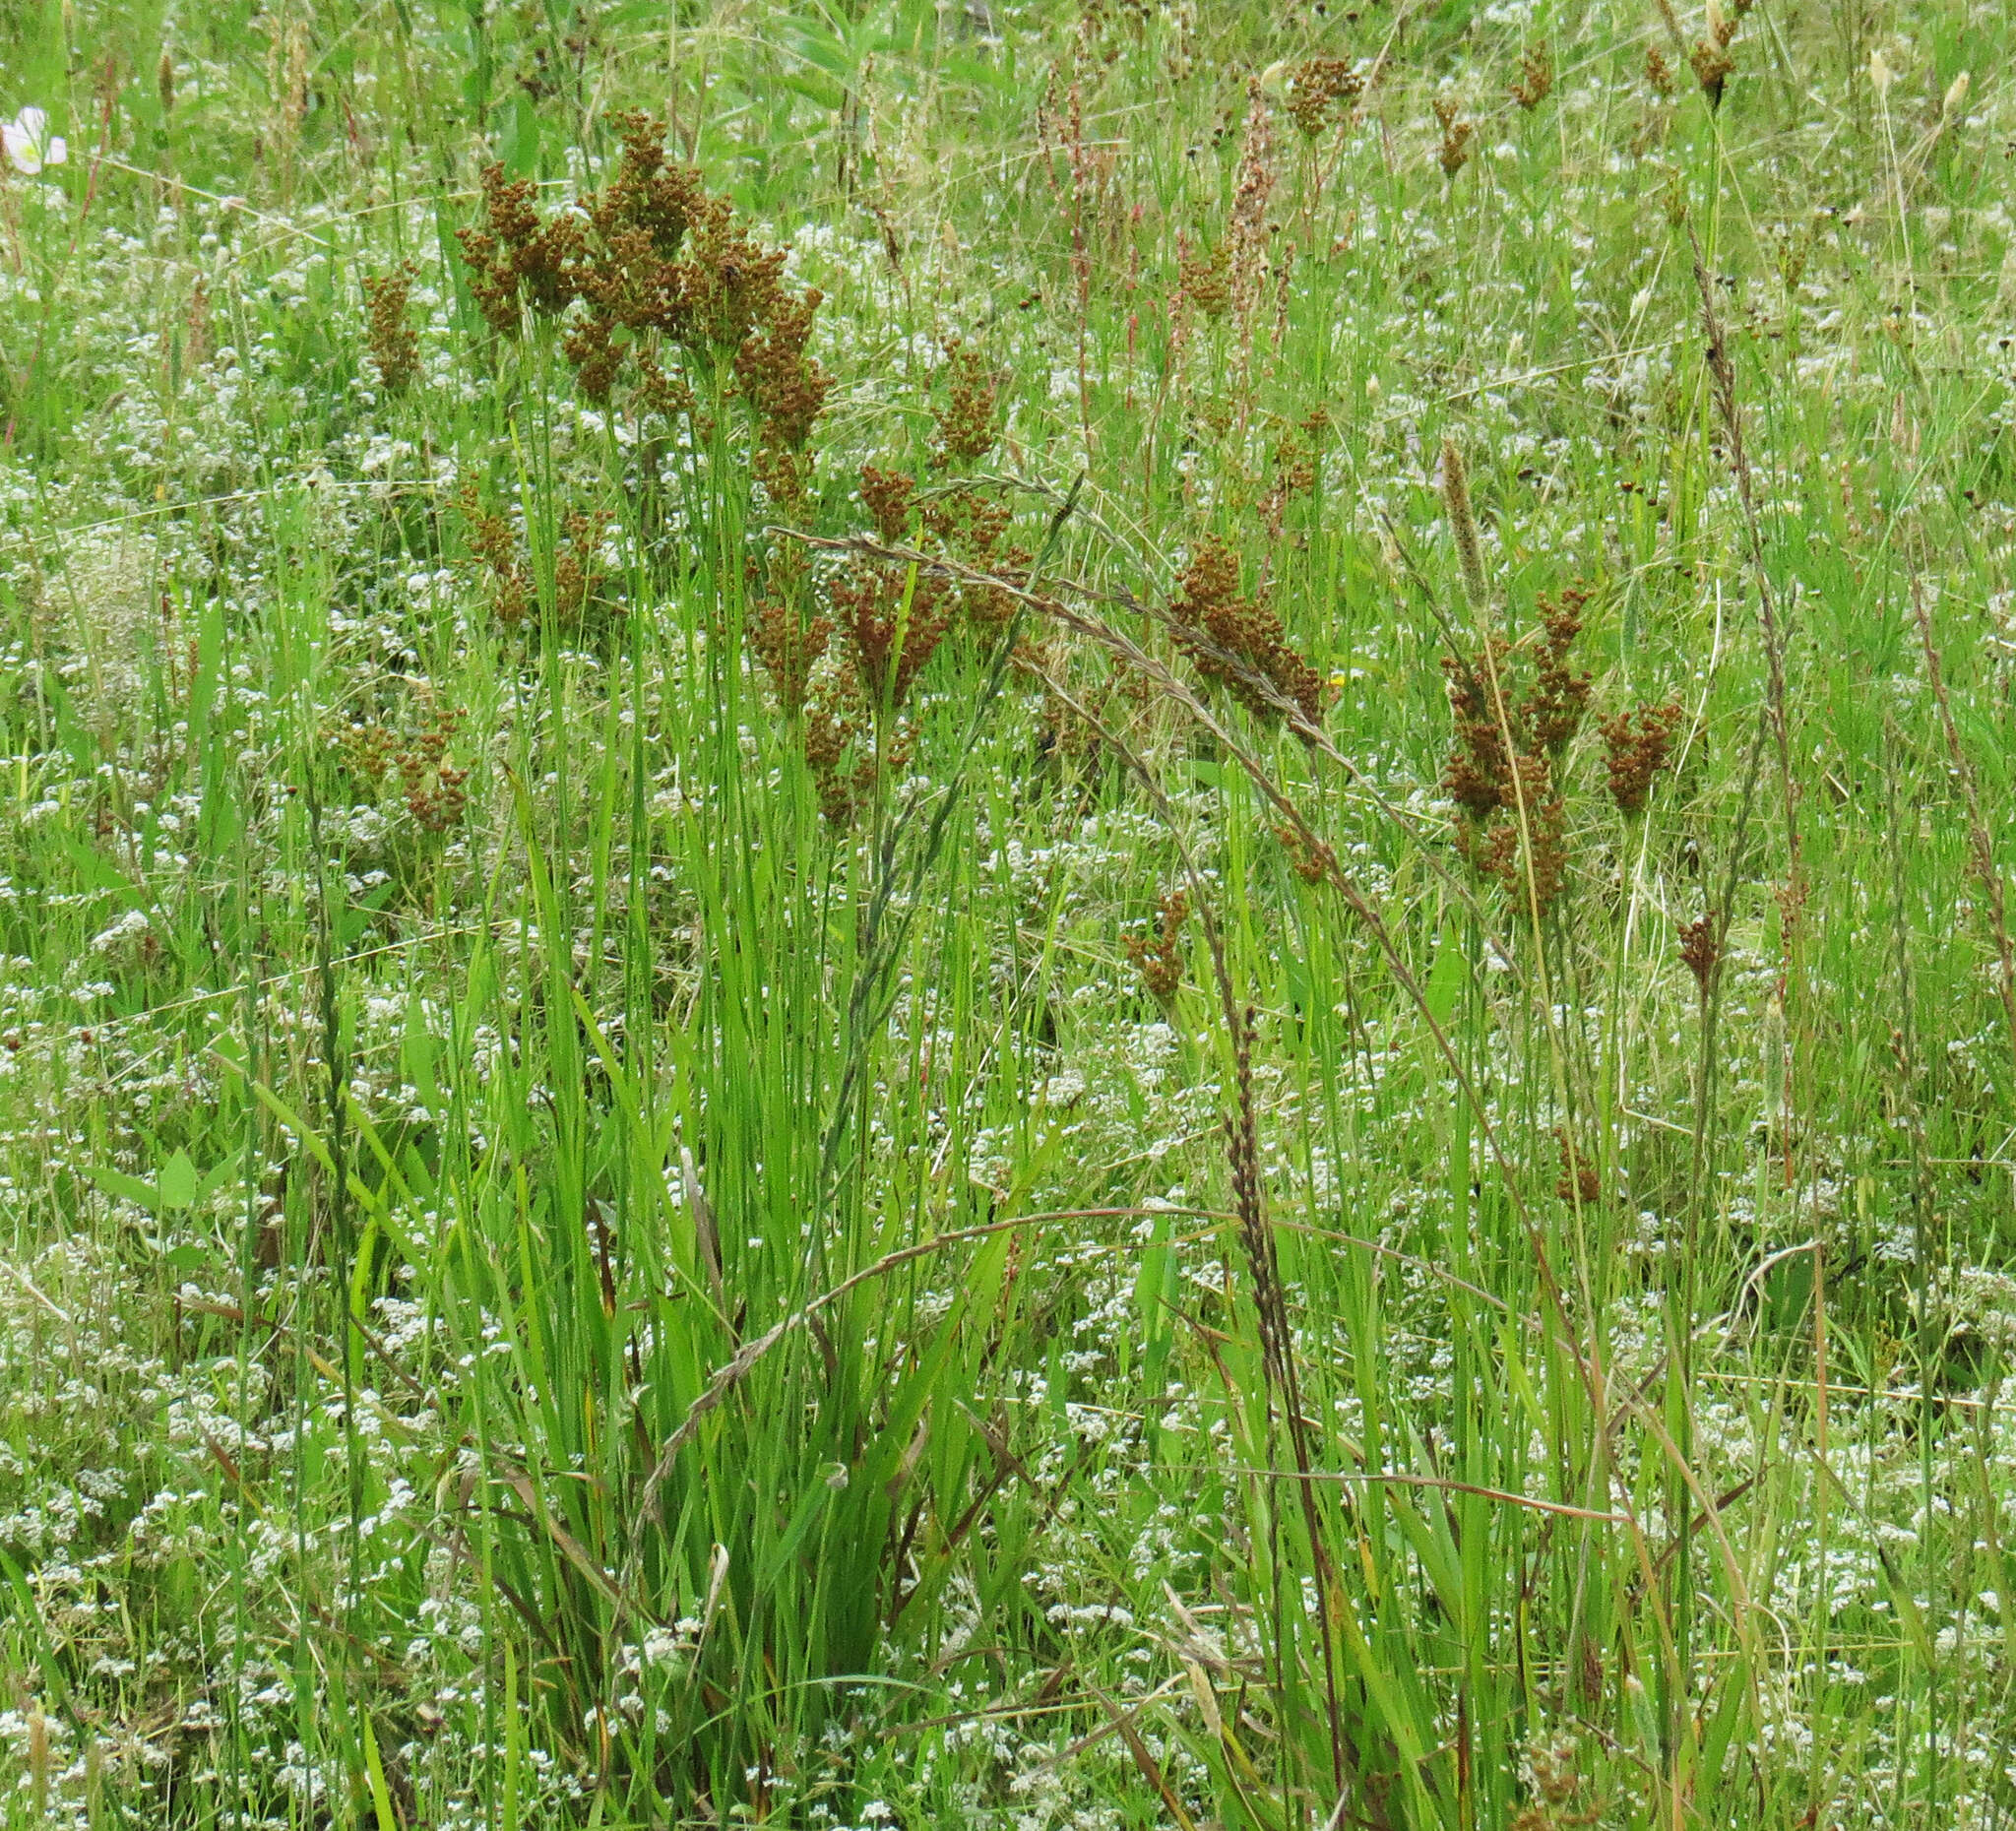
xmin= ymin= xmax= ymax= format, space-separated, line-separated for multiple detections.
xmin=1286 ymin=58 xmax=1363 ymax=139
xmin=1434 ymin=98 xmax=1475 ymax=175
xmin=1166 ymin=537 xmax=1326 ymax=730
xmin=330 ymin=697 xmax=472 ymax=836
xmin=935 ymin=340 xmax=1000 ymax=468
xmin=1678 ymin=913 xmax=1719 ymax=996
xmin=1553 ymin=1127 xmax=1601 ymax=1206
xmin=1178 ymin=238 xmax=1231 ymax=319
xmin=1441 ymin=587 xmax=1592 ymax=913
xmin=456 ymin=113 xmax=830 ymax=457
xmin=363 ymin=261 xmax=420 ymax=394
xmin=1599 ymin=700 xmax=1682 ymax=813
xmin=553 ymin=510 xmax=612 ymax=629
xmin=397 ymin=707 xmax=472 ymax=835
xmin=1125 ymin=889 xmax=1190 ymax=1001
xmin=1689 ymin=0 xmax=1754 ymax=108
xmin=832 ymin=526 xmax=956 ymax=714
xmin=458 ymin=482 xmax=532 ymax=627
xmin=1509 ymin=40 xmax=1554 ymax=110
xmin=455 ymin=482 xmax=611 ymax=634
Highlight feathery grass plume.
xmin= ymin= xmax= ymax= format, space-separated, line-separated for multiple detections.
xmin=362 ymin=260 xmax=419 ymax=392
xmin=1440 ymin=436 xmax=1490 ymax=612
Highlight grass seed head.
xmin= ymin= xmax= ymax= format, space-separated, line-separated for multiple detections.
xmin=1286 ymin=57 xmax=1364 ymax=138
xmin=1600 ymin=700 xmax=1682 ymax=813
xmin=1509 ymin=40 xmax=1554 ymax=109
xmin=363 ymin=260 xmax=420 ymax=393
xmin=1434 ymin=97 xmax=1476 ymax=174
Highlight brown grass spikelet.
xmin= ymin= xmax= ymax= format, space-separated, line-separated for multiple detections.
xmin=1166 ymin=537 xmax=1327 ymax=730
xmin=456 ymin=479 xmax=532 ymax=627
xmin=1525 ymin=586 xmax=1593 ymax=754
xmin=920 ymin=486 xmax=1026 ymax=632
xmin=1438 ymin=583 xmax=1593 ymax=915
xmin=456 ymin=161 xmax=583 ymax=334
xmin=750 ymin=562 xmax=832 ymax=720
xmin=831 ymin=471 xmax=957 ymax=712
xmin=1440 ymin=640 xmax=1514 ymax=818
xmin=1599 ymin=700 xmax=1682 ymax=812
xmin=1124 ymin=889 xmax=1190 ymax=1000
xmin=1228 ymin=82 xmax=1278 ymax=318
xmin=1689 ymin=36 xmax=1735 ymax=107
xmin=1678 ymin=913 xmax=1720 ymax=996
xmin=363 ymin=260 xmax=420 ymax=393
xmin=1177 ymin=236 xmax=1231 ymax=319
xmin=1285 ymin=57 xmax=1363 ymax=138
xmin=1688 ymin=2 xmax=1742 ymax=110
xmin=1472 ymin=755 xmax=1570 ymax=912
xmin=1513 ymin=1734 xmax=1602 ymax=1829
xmin=934 ymin=340 xmax=999 ymax=467
xmin=397 ymin=698 xmax=472 ymax=835
xmin=1553 ymin=1127 xmax=1601 ymax=1206
xmin=456 ymin=113 xmax=832 ymax=470
xmin=554 ymin=510 xmax=613 ymax=629
xmin=1274 ymin=821 xmax=1336 ymax=885
xmin=1433 ymin=97 xmax=1475 ymax=175
xmin=858 ymin=465 xmax=917 ymax=545
xmin=802 ymin=680 xmax=872 ymax=827
xmin=1645 ymin=45 xmax=1677 ymax=96
xmin=1509 ymin=40 xmax=1554 ymax=110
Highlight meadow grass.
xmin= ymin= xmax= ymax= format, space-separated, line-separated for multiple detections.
xmin=0 ymin=0 xmax=2012 ymax=1824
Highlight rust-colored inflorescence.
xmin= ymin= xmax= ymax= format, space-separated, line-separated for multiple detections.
xmin=1286 ymin=58 xmax=1364 ymax=139
xmin=1124 ymin=889 xmax=1191 ymax=1001
xmin=1509 ymin=41 xmax=1554 ymax=110
xmin=830 ymin=466 xmax=956 ymax=715
xmin=1166 ymin=537 xmax=1326 ymax=730
xmin=1553 ymin=1126 xmax=1601 ymax=1206
xmin=458 ymin=480 xmax=533 ymax=627
xmin=1434 ymin=98 xmax=1475 ymax=175
xmin=1600 ymin=700 xmax=1682 ymax=813
xmin=1440 ymin=585 xmax=1594 ymax=914
xmin=456 ymin=113 xmax=831 ymax=458
xmin=934 ymin=341 xmax=999 ymax=468
xmin=363 ymin=261 xmax=420 ymax=393
xmin=1679 ymin=913 xmax=1720 ymax=996
xmin=1177 ymin=237 xmax=1231 ymax=319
